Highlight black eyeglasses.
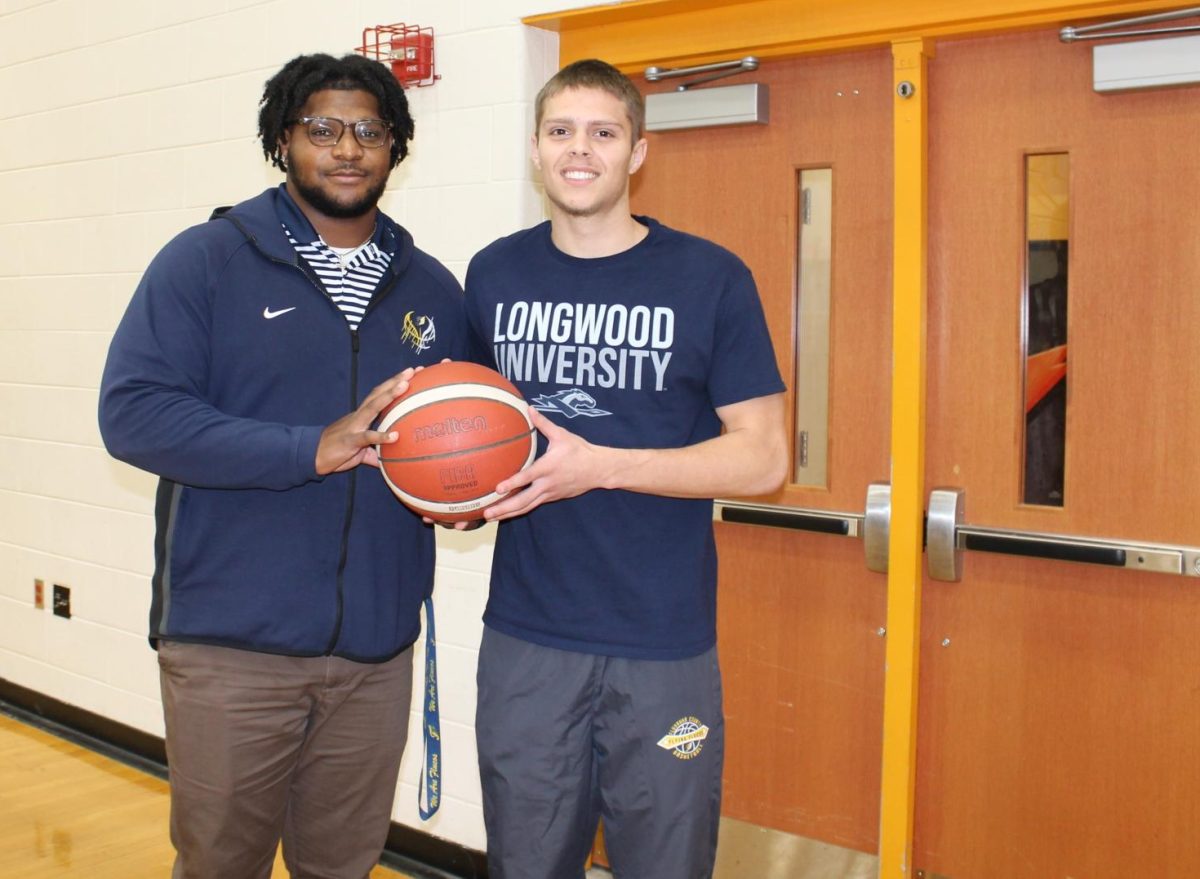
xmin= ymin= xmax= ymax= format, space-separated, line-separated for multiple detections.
xmin=293 ymin=116 xmax=392 ymax=149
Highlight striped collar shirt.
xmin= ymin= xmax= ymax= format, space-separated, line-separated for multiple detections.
xmin=282 ymin=223 xmax=393 ymax=330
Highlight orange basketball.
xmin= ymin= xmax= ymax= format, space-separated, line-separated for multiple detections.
xmin=376 ymin=361 xmax=534 ymax=522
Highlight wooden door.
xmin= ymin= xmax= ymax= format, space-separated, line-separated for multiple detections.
xmin=631 ymin=48 xmax=894 ymax=855
xmin=620 ymin=22 xmax=1199 ymax=877
xmin=916 ymin=29 xmax=1200 ymax=878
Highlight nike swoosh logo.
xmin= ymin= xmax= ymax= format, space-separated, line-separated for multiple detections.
xmin=263 ymin=306 xmax=296 ymax=319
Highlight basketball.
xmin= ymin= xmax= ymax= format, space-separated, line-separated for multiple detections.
xmin=376 ymin=361 xmax=535 ymax=522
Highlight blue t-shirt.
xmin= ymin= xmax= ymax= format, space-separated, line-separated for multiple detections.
xmin=464 ymin=217 xmax=784 ymax=660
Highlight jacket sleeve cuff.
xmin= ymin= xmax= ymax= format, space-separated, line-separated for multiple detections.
xmin=294 ymin=426 xmax=325 ymax=482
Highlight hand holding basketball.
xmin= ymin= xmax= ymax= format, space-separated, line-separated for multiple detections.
xmin=483 ymin=407 xmax=609 ymax=522
xmin=316 ymin=368 xmax=415 ymax=475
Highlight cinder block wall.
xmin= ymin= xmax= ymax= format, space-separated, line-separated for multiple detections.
xmin=0 ymin=0 xmax=589 ymax=851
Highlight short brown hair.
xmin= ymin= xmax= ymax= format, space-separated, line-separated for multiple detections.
xmin=534 ymin=59 xmax=646 ymax=141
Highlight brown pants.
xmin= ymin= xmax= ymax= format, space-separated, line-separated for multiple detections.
xmin=158 ymin=641 xmax=413 ymax=879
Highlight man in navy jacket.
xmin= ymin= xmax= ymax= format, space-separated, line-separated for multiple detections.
xmin=99 ymin=53 xmax=471 ymax=879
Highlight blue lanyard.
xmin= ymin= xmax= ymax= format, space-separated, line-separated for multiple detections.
xmin=419 ymin=596 xmax=441 ymax=820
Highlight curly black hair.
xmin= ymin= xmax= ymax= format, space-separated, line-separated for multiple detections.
xmin=258 ymin=53 xmax=415 ymax=172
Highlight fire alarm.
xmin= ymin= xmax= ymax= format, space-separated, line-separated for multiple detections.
xmin=357 ymin=24 xmax=439 ymax=88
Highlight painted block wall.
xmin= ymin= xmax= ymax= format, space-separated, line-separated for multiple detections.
xmin=0 ymin=0 xmax=594 ymax=853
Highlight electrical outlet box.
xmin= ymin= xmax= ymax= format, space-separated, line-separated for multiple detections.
xmin=52 ymin=584 xmax=71 ymax=619
xmin=34 ymin=578 xmax=44 ymax=609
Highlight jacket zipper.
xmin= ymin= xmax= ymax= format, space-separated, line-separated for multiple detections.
xmin=321 ymin=271 xmax=401 ymax=654
xmin=324 ymin=328 xmax=360 ymax=653
xmin=232 ymin=216 xmax=404 ymax=656
xmin=276 ymin=255 xmax=363 ymax=656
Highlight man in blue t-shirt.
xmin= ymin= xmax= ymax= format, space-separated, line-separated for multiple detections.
xmin=464 ymin=59 xmax=788 ymax=879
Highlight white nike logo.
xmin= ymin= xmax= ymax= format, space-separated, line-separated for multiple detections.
xmin=263 ymin=306 xmax=296 ymax=319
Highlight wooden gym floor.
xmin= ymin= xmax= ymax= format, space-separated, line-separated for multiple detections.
xmin=0 ymin=711 xmax=412 ymax=878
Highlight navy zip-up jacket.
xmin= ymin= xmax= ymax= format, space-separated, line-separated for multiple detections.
xmin=99 ymin=185 xmax=473 ymax=661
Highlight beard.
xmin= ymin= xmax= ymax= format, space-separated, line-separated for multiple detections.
xmin=288 ymin=169 xmax=389 ymax=219
xmin=557 ymin=202 xmax=598 ymax=219
xmin=546 ymin=189 xmax=605 ymax=220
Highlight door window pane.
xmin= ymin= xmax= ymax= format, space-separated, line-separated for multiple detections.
xmin=793 ymin=168 xmax=833 ymax=487
xmin=1022 ymin=153 xmax=1069 ymax=506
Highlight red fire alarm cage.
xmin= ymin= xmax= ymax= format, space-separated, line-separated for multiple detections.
xmin=358 ymin=24 xmax=439 ymax=88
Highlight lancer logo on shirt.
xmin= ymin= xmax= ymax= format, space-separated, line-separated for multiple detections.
xmin=531 ymin=389 xmax=611 ymax=419
xmin=656 ymin=716 xmax=710 ymax=760
xmin=402 ymin=311 xmax=436 ymax=352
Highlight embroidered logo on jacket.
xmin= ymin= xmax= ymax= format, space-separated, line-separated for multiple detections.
xmin=531 ymin=389 xmax=611 ymax=418
xmin=402 ymin=311 xmax=436 ymax=352
xmin=656 ymin=716 xmax=710 ymax=760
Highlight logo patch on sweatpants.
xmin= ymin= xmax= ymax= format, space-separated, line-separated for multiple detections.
xmin=656 ymin=716 xmax=710 ymax=760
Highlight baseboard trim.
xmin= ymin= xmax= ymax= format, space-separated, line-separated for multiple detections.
xmin=0 ymin=677 xmax=488 ymax=879
xmin=0 ymin=678 xmax=168 ymax=776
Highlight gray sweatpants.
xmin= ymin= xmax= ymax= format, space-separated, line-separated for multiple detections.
xmin=476 ymin=627 xmax=724 ymax=879
xmin=158 ymin=640 xmax=413 ymax=879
